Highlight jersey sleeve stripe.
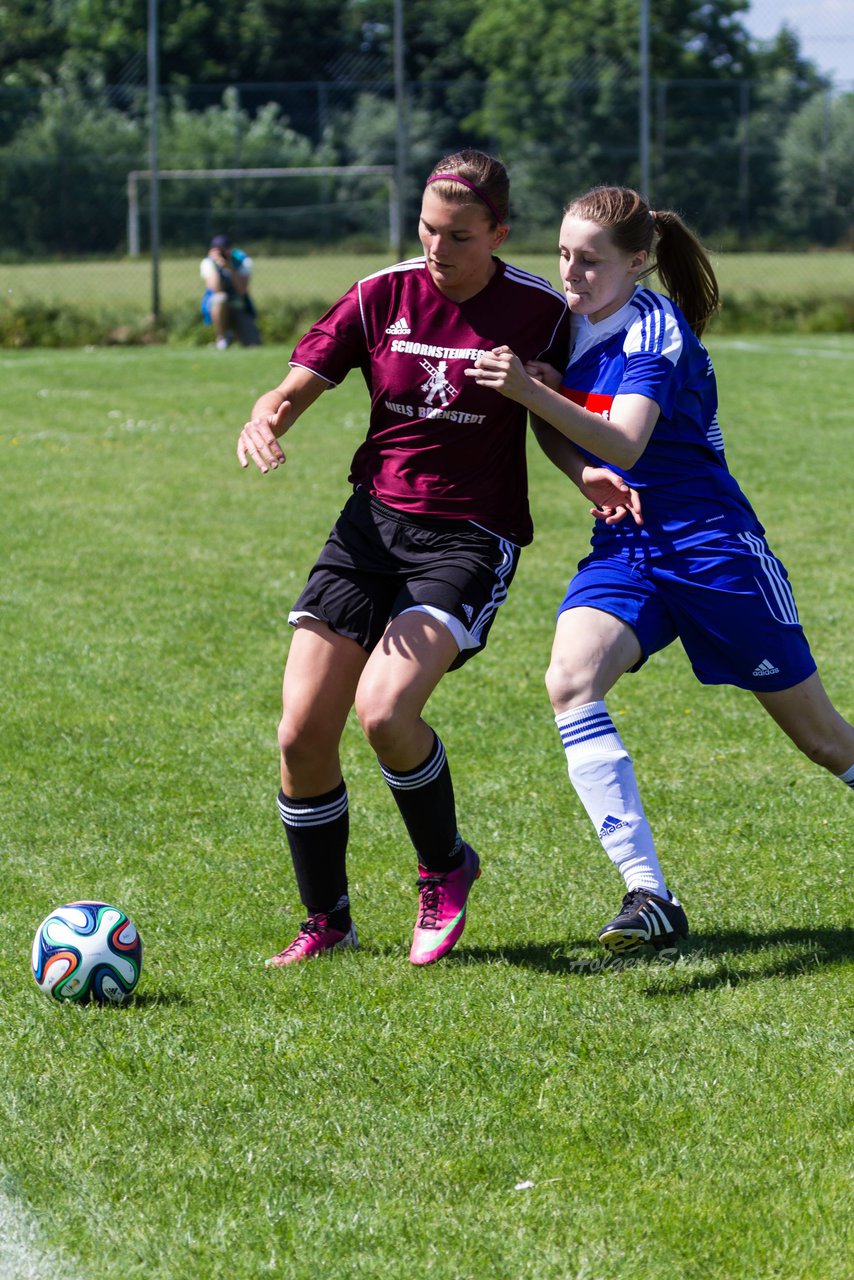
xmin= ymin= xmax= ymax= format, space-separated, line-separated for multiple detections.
xmin=288 ymin=360 xmax=338 ymax=386
xmin=707 ymin=414 xmax=725 ymax=453
xmin=502 ymin=263 xmax=566 ymax=300
xmin=358 ymin=257 xmax=427 ymax=284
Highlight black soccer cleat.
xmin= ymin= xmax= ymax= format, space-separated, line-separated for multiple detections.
xmin=598 ymin=888 xmax=689 ymax=956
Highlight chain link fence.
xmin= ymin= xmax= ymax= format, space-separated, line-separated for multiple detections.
xmin=1 ymin=66 xmax=851 ymax=340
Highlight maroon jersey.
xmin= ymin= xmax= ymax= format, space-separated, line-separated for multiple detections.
xmin=290 ymin=257 xmax=570 ymax=544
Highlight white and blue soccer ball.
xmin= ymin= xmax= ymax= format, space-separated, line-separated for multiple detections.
xmin=31 ymin=901 xmax=143 ymax=1004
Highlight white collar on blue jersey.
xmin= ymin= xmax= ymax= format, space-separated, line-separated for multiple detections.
xmin=569 ymin=291 xmax=645 ymax=365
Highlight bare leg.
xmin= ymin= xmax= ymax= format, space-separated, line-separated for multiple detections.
xmin=546 ymin=606 xmax=642 ymax=710
xmin=754 ymin=671 xmax=854 ymax=775
xmin=355 ymin=610 xmax=481 ymax=961
xmin=278 ymin=619 xmax=368 ymax=794
xmin=356 ymin=610 xmax=463 ymax=873
xmin=268 ymin=620 xmax=369 ymax=946
xmin=209 ymin=293 xmax=227 ymax=336
xmin=354 ymin=610 xmax=460 ymax=767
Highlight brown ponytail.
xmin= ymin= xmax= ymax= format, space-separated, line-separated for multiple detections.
xmin=565 ymin=187 xmax=719 ymax=336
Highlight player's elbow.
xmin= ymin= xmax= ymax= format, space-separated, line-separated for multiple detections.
xmin=601 ymin=437 xmax=645 ymax=469
xmin=619 ymin=443 xmax=646 ymax=468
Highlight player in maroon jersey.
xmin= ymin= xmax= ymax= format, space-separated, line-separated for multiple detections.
xmin=237 ymin=150 xmax=641 ymax=967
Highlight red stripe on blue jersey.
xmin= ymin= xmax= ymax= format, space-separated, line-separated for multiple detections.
xmin=560 ymin=387 xmax=614 ymax=418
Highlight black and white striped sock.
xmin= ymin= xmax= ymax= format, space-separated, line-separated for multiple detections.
xmin=276 ymin=781 xmax=351 ymax=923
xmin=379 ymin=733 xmax=462 ymax=872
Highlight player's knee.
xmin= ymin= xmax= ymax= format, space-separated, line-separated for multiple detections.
xmin=354 ymin=688 xmax=405 ymax=757
xmin=545 ymin=654 xmax=596 ymax=712
xmin=797 ymin=732 xmax=847 ymax=773
xmin=277 ymin=710 xmax=328 ymax=777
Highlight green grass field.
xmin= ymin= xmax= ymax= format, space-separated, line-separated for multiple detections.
xmin=4 ymin=248 xmax=853 ymax=311
xmin=1 ymin=338 xmax=852 ymax=1279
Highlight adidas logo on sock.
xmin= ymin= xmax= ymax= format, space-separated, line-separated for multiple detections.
xmin=752 ymin=658 xmax=780 ymax=677
xmin=385 ymin=315 xmax=411 ymax=335
xmin=599 ymin=814 xmax=629 ymax=839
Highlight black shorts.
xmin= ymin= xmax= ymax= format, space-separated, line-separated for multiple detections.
xmin=290 ymin=489 xmax=521 ymax=670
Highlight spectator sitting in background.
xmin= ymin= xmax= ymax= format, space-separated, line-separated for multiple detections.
xmin=200 ymin=234 xmax=261 ymax=348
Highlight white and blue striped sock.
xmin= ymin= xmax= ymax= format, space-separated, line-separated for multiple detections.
xmin=556 ymin=701 xmax=667 ymax=896
xmin=839 ymin=763 xmax=854 ymax=790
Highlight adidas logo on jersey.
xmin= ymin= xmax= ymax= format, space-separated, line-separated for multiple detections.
xmin=752 ymin=658 xmax=780 ymax=677
xmin=599 ymin=814 xmax=629 ymax=839
xmin=385 ymin=316 xmax=411 ymax=335
xmin=462 ymin=604 xmax=474 ymax=622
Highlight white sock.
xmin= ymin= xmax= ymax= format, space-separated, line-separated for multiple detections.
xmin=556 ymin=701 xmax=667 ymax=896
xmin=839 ymin=763 xmax=854 ymax=789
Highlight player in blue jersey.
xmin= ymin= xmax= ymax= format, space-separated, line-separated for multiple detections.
xmin=236 ymin=155 xmax=638 ymax=968
xmin=469 ymin=185 xmax=854 ymax=956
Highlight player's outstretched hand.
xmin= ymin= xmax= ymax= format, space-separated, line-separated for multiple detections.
xmin=237 ymin=400 xmax=290 ymax=473
xmin=581 ymin=466 xmax=643 ymax=526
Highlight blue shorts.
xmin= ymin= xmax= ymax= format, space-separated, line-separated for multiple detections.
xmin=558 ymin=530 xmax=816 ymax=692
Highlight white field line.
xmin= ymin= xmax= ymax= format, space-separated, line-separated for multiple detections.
xmin=710 ymin=337 xmax=853 ymax=360
xmin=0 ymin=1187 xmax=79 ymax=1280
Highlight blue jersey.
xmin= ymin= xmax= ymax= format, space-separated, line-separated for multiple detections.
xmin=563 ymin=288 xmax=759 ymax=547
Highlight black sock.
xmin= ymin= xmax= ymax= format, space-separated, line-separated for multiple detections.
xmin=378 ymin=734 xmax=463 ymax=872
xmin=276 ymin=782 xmax=351 ymax=923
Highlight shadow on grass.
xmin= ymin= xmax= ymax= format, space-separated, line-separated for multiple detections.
xmin=461 ymin=925 xmax=854 ymax=991
xmin=647 ymin=925 xmax=854 ymax=995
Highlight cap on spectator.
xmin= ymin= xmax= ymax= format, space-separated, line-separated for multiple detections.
xmin=210 ymin=234 xmax=231 ymax=249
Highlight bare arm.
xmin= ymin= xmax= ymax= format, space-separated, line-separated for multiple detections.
xmin=201 ymin=262 xmax=221 ymax=291
xmin=467 ymin=346 xmax=660 ymax=469
xmin=531 ymin=418 xmax=643 ymax=526
xmin=236 ymin=365 xmax=330 ymax=474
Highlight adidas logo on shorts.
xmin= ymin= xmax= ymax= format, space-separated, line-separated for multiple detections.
xmin=385 ymin=315 xmax=411 ymax=335
xmin=752 ymin=658 xmax=780 ymax=677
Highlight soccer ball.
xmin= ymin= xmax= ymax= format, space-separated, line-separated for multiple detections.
xmin=31 ymin=901 xmax=143 ymax=1004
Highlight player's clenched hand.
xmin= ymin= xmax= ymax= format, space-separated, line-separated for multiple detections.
xmin=465 ymin=345 xmax=532 ymax=402
xmin=524 ymin=360 xmax=562 ymax=390
xmin=237 ymin=400 xmax=290 ymax=473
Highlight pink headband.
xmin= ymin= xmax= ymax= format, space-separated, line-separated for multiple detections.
xmin=425 ymin=173 xmax=505 ymax=225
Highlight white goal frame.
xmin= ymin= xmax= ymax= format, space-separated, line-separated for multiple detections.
xmin=126 ymin=165 xmax=399 ymax=256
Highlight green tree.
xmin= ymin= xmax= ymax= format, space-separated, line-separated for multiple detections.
xmin=0 ymin=74 xmax=144 ymax=254
xmin=463 ymin=0 xmax=762 ymax=238
xmin=156 ymin=87 xmax=323 ymax=246
xmin=0 ymin=1 xmax=359 ymax=91
xmin=778 ymin=90 xmax=854 ymax=245
xmin=736 ymin=26 xmax=830 ymax=244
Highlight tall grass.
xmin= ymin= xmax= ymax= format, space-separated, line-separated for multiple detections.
xmin=0 ymin=339 xmax=852 ymax=1279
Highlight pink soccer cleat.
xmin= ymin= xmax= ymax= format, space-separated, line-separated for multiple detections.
xmin=409 ymin=842 xmax=481 ymax=966
xmin=265 ymin=914 xmax=358 ymax=967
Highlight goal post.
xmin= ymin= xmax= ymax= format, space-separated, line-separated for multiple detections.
xmin=127 ymin=165 xmax=399 ymax=257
